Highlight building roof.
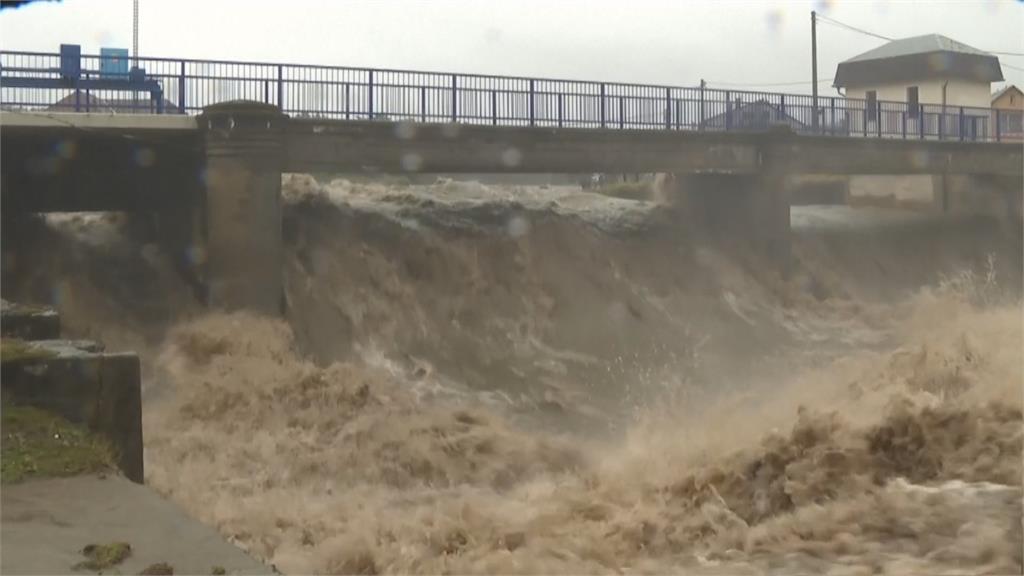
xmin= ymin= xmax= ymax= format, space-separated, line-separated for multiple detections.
xmin=991 ymin=84 xmax=1023 ymax=102
xmin=834 ymin=34 xmax=1003 ymax=88
xmin=704 ymin=99 xmax=807 ymax=131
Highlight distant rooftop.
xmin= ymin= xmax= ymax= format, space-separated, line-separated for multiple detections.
xmin=834 ymin=34 xmax=1003 ymax=88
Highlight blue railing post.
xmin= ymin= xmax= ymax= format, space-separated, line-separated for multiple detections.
xmin=367 ymin=70 xmax=374 ymax=119
xmin=74 ymin=88 xmax=80 ymax=112
xmin=996 ymin=109 xmax=1001 ymax=142
xmin=419 ymin=86 xmax=426 ymax=122
xmin=725 ymin=90 xmax=732 ymax=131
xmin=528 ymin=79 xmax=535 ymax=126
xmin=491 ymin=90 xmax=497 ymax=125
xmin=699 ymin=84 xmax=705 ymax=130
xmin=959 ymin=106 xmax=964 ymax=141
xmin=451 ymin=74 xmax=457 ymax=122
xmin=665 ymin=88 xmax=671 ymax=130
xmin=276 ymin=65 xmax=284 ymax=111
xmin=178 ymin=60 xmax=186 ymax=113
xmin=830 ymin=97 xmax=835 ymax=135
xmin=599 ymin=83 xmax=606 ymax=128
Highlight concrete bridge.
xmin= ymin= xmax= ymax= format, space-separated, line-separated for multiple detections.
xmin=3 ymin=101 xmax=1020 ymax=314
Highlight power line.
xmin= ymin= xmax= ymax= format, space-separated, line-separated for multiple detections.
xmin=816 ymin=14 xmax=1022 ymax=58
xmin=816 ymin=15 xmax=893 ymax=42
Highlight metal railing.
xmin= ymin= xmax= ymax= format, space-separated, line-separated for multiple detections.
xmin=2 ymin=49 xmax=1021 ymax=142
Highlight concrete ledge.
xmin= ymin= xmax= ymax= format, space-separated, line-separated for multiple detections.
xmin=1 ymin=339 xmax=143 ymax=483
xmin=1 ymin=300 xmax=60 ymax=340
xmin=0 ymin=110 xmax=197 ymax=131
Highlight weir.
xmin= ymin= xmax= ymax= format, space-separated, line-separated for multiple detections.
xmin=2 ymin=101 xmax=1021 ymax=312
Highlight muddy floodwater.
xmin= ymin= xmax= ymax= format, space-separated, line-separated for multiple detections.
xmin=3 ymin=177 xmax=1021 ymax=575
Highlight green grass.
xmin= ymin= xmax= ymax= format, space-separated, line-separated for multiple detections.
xmin=73 ymin=542 xmax=132 ymax=571
xmin=1 ymin=405 xmax=117 ymax=484
xmin=0 ymin=338 xmax=56 ymax=364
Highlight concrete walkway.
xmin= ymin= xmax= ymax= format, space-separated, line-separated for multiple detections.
xmin=1 ymin=475 xmax=272 ymax=575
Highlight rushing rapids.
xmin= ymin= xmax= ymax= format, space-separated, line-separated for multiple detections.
xmin=2 ymin=176 xmax=1020 ymax=574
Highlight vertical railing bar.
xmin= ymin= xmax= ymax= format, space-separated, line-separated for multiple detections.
xmin=276 ymin=64 xmax=283 ymax=111
xmin=367 ymin=69 xmax=374 ymax=119
xmin=451 ymin=73 xmax=457 ymax=122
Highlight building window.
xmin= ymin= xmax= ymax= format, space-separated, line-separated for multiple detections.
xmin=907 ymin=86 xmax=919 ymax=118
xmin=866 ymin=90 xmax=877 ymax=121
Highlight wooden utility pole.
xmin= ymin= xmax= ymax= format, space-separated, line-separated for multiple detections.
xmin=811 ymin=10 xmax=819 ymax=130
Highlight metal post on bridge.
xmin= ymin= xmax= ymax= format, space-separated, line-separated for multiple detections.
xmin=420 ymin=86 xmax=426 ymax=123
xmin=368 ymin=70 xmax=375 ymax=119
xmin=346 ymin=83 xmax=352 ymax=120
xmin=277 ymin=65 xmax=283 ymax=111
xmin=557 ymin=93 xmax=563 ymax=128
xmin=699 ymin=79 xmax=706 ymax=130
xmin=179 ymin=61 xmax=186 ymax=113
xmin=959 ymin=106 xmax=964 ymax=141
xmin=451 ymin=74 xmax=457 ymax=123
xmin=600 ymin=83 xmax=606 ymax=128
xmin=996 ymin=109 xmax=1001 ymax=142
xmin=491 ymin=90 xmax=497 ymax=126
xmin=528 ymin=79 xmax=535 ymax=126
xmin=830 ymin=97 xmax=835 ymax=135
xmin=725 ymin=90 xmax=732 ymax=131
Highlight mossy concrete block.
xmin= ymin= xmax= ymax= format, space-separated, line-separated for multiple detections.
xmin=1 ymin=300 xmax=60 ymax=340
xmin=1 ymin=341 xmax=143 ymax=483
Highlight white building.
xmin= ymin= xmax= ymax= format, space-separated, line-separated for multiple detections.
xmin=833 ymin=34 xmax=1003 ymax=140
xmin=834 ymin=34 xmax=1003 ymax=108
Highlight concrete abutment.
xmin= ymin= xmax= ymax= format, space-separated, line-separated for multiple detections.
xmin=661 ymin=171 xmax=792 ymax=277
xmin=199 ymin=101 xmax=287 ymax=314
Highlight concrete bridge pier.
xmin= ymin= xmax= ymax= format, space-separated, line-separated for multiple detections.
xmin=199 ymin=101 xmax=287 ymax=314
xmin=671 ymin=171 xmax=791 ymax=276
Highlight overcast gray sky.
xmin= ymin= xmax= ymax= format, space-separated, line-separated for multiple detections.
xmin=2 ymin=0 xmax=1022 ymax=92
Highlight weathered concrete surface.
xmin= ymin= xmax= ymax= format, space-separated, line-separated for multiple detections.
xmin=1 ymin=339 xmax=144 ymax=483
xmin=199 ymin=101 xmax=286 ymax=313
xmin=285 ymin=119 xmax=762 ymax=174
xmin=284 ymin=118 xmax=1024 ymax=176
xmin=0 ymin=110 xmax=197 ymax=131
xmin=1 ymin=299 xmax=60 ymax=340
xmin=674 ymin=172 xmax=792 ymax=275
xmin=1 ymin=475 xmax=273 ymax=575
xmin=0 ymin=120 xmax=202 ymax=214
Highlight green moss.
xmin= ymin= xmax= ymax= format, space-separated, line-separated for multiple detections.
xmin=595 ymin=181 xmax=653 ymax=200
xmin=73 ymin=542 xmax=132 ymax=571
xmin=211 ymin=566 xmax=227 ymax=575
xmin=1 ymin=405 xmax=117 ymax=484
xmin=140 ymin=562 xmax=174 ymax=575
xmin=0 ymin=338 xmax=56 ymax=364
